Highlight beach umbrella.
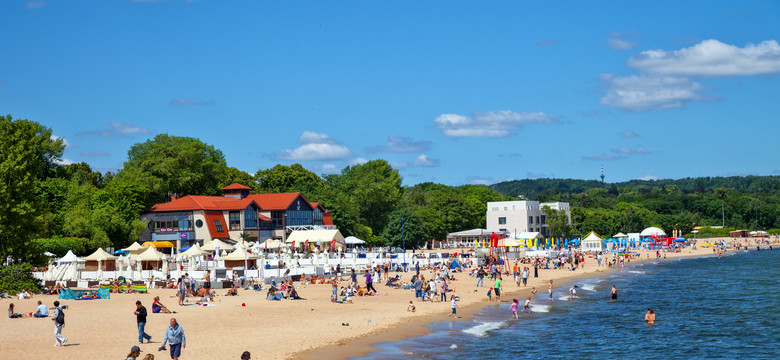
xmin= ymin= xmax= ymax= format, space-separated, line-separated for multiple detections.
xmin=70 ymin=259 xmax=79 ymax=281
xmin=175 ymin=255 xmax=182 ymax=279
xmin=313 ymin=248 xmax=319 ymax=267
xmin=125 ymin=256 xmax=133 ymax=276
xmin=117 ymin=256 xmax=124 ymax=278
xmin=352 ymin=248 xmax=357 ymax=269
xmin=162 ymin=256 xmax=169 ymax=277
xmin=45 ymin=261 xmax=54 ymax=281
xmin=134 ymin=256 xmax=143 ymax=281
xmin=96 ymin=258 xmax=103 ymax=282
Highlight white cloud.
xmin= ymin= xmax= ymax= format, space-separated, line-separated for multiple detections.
xmin=638 ymin=175 xmax=658 ymax=181
xmin=606 ymin=31 xmax=639 ymax=50
xmin=413 ymin=154 xmax=438 ymax=167
xmin=628 ymin=39 xmax=780 ymax=77
xmin=600 ymin=74 xmax=711 ymax=111
xmin=611 ymin=146 xmax=649 ymax=155
xmin=582 ymin=154 xmax=623 ymax=161
xmin=78 ymin=122 xmax=155 ymax=137
xmin=300 ymin=131 xmax=337 ymax=144
xmin=434 ymin=110 xmax=558 ymax=137
xmin=81 ymin=151 xmax=109 ymax=157
xmin=620 ymin=130 xmax=640 ymax=138
xmin=316 ymin=164 xmax=339 ymax=174
xmin=26 ymin=1 xmax=46 ymax=9
xmin=349 ymin=157 xmax=369 ymax=166
xmin=277 ymin=132 xmax=352 ymax=161
xmin=367 ymin=136 xmax=432 ymax=153
xmin=277 ymin=143 xmax=351 ymax=161
xmin=169 ymin=99 xmax=214 ymax=106
xmin=607 ymin=38 xmax=638 ymax=50
xmin=53 ymin=158 xmax=75 ymax=166
xmin=50 ymin=135 xmax=70 ymax=149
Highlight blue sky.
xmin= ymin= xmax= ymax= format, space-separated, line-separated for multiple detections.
xmin=2 ymin=1 xmax=779 ymax=186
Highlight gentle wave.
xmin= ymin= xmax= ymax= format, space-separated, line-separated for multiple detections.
xmin=462 ymin=321 xmax=509 ymax=337
xmin=580 ymin=284 xmax=597 ymax=292
xmin=529 ymin=304 xmax=551 ymax=312
xmin=628 ymin=270 xmax=646 ymax=274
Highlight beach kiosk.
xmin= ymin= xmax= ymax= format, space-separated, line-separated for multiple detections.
xmin=83 ymin=248 xmax=117 ymax=271
xmin=581 ymin=231 xmax=603 ymax=252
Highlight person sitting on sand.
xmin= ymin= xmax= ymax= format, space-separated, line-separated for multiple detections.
xmin=8 ymin=303 xmax=26 ymax=318
xmin=530 ymin=287 xmax=537 ymax=295
xmin=196 ymin=286 xmax=215 ymax=302
xmin=17 ymin=290 xmax=31 ymax=300
xmin=153 ymin=296 xmax=172 ymax=314
xmin=52 ymin=283 xmax=64 ymax=295
xmin=645 ymin=309 xmax=655 ymax=324
xmin=226 ymin=285 xmax=238 ymax=296
xmin=407 ymin=301 xmax=416 ymax=312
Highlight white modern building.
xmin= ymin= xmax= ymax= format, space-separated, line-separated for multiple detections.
xmin=486 ymin=200 xmax=572 ymax=236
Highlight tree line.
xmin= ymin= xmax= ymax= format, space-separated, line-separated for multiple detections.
xmin=4 ymin=115 xmax=778 ymax=268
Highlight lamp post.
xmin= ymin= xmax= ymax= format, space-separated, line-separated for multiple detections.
xmin=401 ymin=215 xmax=405 ymax=271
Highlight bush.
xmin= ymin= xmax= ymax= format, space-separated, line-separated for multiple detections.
xmin=33 ymin=236 xmax=89 ymax=257
xmin=0 ymin=263 xmax=41 ymax=295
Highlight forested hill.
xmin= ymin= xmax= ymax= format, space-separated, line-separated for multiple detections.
xmin=490 ymin=176 xmax=780 ymax=201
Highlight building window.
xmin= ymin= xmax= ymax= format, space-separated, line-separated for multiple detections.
xmin=528 ymin=216 xmax=534 ymax=225
xmin=287 ymin=210 xmax=313 ymax=226
xmin=313 ymin=207 xmax=323 ymax=226
xmin=541 ymin=215 xmax=546 ymax=224
xmin=215 ymin=220 xmax=224 ymax=232
xmin=499 ymin=228 xmax=507 ymax=232
xmin=498 ymin=217 xmax=507 ymax=225
xmin=229 ymin=211 xmax=241 ymax=230
xmin=536 ymin=216 xmax=540 ymax=224
xmin=244 ymin=207 xmax=258 ymax=230
xmin=271 ymin=211 xmax=285 ymax=230
xmin=195 ymin=219 xmax=203 ymax=228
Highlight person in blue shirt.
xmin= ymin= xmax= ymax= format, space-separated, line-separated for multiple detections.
xmin=34 ymin=301 xmax=49 ymax=318
xmin=160 ymin=318 xmax=186 ymax=360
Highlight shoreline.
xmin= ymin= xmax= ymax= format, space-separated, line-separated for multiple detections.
xmin=295 ymin=248 xmax=717 ymax=360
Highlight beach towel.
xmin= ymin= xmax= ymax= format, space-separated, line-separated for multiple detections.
xmin=131 ymin=284 xmax=148 ymax=293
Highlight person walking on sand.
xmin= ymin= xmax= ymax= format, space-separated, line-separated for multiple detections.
xmin=547 ymin=280 xmax=553 ymax=300
xmin=52 ymin=301 xmax=67 ymax=346
xmin=365 ymin=271 xmax=377 ymax=295
xmin=609 ymin=285 xmax=618 ymax=301
xmin=511 ymin=299 xmax=519 ymax=319
xmin=160 ymin=318 xmax=186 ymax=360
xmin=177 ymin=277 xmax=185 ymax=306
xmin=135 ymin=300 xmax=152 ymax=344
xmin=521 ymin=267 xmax=529 ymax=287
xmin=476 ymin=266 xmax=486 ymax=288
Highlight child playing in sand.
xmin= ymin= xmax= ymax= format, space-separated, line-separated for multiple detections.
xmin=530 ymin=287 xmax=537 ymax=295
xmin=486 ymin=287 xmax=493 ymax=301
xmin=407 ymin=301 xmax=416 ymax=312
xmin=510 ymin=299 xmax=518 ymax=319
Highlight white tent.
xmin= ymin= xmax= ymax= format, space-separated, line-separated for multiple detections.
xmin=613 ymin=232 xmax=628 ymax=238
xmin=201 ymin=239 xmax=235 ymax=252
xmin=56 ymin=250 xmax=84 ymax=265
xmin=517 ymin=232 xmax=543 ymax=239
xmin=222 ymin=246 xmax=259 ymax=261
xmin=121 ymin=242 xmax=147 ymax=255
xmin=286 ymin=230 xmax=346 ymax=247
xmin=180 ymin=244 xmax=209 ymax=257
xmin=581 ymin=231 xmax=603 ymax=252
xmin=345 ymin=236 xmax=366 ymax=245
xmin=497 ymin=238 xmax=523 ymax=247
xmin=640 ymin=227 xmax=667 ymax=237
xmin=83 ymin=248 xmax=117 ymax=262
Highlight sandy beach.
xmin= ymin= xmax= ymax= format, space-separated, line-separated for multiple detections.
xmin=0 ymin=242 xmax=748 ymax=359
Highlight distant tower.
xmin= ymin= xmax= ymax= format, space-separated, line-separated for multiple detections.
xmin=600 ymin=164 xmax=605 ymax=184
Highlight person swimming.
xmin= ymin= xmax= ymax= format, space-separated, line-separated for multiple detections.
xmin=609 ymin=285 xmax=617 ymax=301
xmin=645 ymin=309 xmax=655 ymax=324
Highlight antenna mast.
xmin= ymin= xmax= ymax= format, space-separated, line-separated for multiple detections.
xmin=600 ymin=164 xmax=605 ymax=184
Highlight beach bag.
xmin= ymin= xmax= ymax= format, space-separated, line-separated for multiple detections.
xmin=55 ymin=308 xmax=65 ymax=325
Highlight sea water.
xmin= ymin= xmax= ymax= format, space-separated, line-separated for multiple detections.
xmin=355 ymin=249 xmax=779 ymax=359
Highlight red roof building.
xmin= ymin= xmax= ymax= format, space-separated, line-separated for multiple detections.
xmin=145 ymin=184 xmax=335 ymax=247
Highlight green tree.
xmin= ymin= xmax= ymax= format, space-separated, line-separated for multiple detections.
xmin=326 ymin=160 xmax=403 ymax=235
xmin=116 ymin=134 xmax=228 ymax=205
xmin=253 ymin=164 xmax=326 ymax=194
xmin=380 ymin=208 xmax=430 ymax=249
xmin=542 ymin=206 xmax=573 ymax=238
xmin=0 ymin=115 xmax=65 ymax=261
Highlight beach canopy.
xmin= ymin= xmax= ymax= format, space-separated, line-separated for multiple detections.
xmin=121 ymin=242 xmax=147 ymax=254
xmin=344 ymin=236 xmax=366 ymax=245
xmin=83 ymin=248 xmax=117 ymax=261
xmin=498 ymin=238 xmax=522 ymax=247
xmin=143 ymin=241 xmax=175 ymax=248
xmin=449 ymin=261 xmax=463 ymax=269
xmin=262 ymin=239 xmax=289 ymax=248
xmin=673 ymin=237 xmax=686 ymax=242
xmin=640 ymin=227 xmax=667 ymax=237
xmin=137 ymin=246 xmax=165 ymax=261
xmin=222 ymin=246 xmax=259 ymax=261
xmin=180 ymin=244 xmax=209 ymax=257
xmin=583 ymin=232 xmax=602 ymax=241
xmin=516 ymin=232 xmax=543 ymax=239
xmin=201 ymin=239 xmax=235 ymax=252
xmin=56 ymin=250 xmax=84 ymax=264
xmin=286 ymin=229 xmax=345 ymax=245
xmin=613 ymin=232 xmax=628 ymax=238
